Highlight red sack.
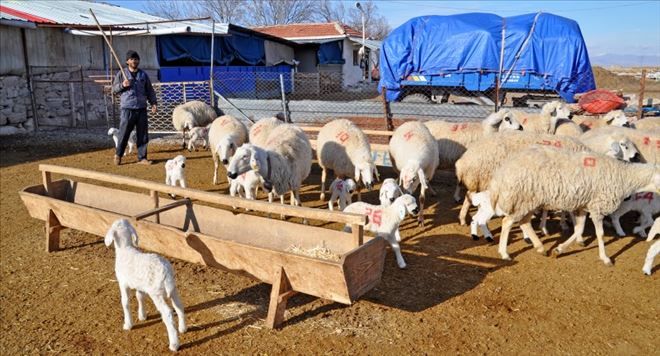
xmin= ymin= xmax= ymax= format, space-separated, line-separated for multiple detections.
xmin=578 ymin=89 xmax=625 ymax=114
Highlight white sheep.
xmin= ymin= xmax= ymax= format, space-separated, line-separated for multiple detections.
xmin=165 ymin=155 xmax=187 ymax=192
xmin=379 ymin=178 xmax=403 ymax=207
xmin=424 ymin=109 xmax=523 ymax=169
xmin=483 ymin=146 xmax=659 ymax=265
xmin=512 ymin=100 xmax=572 ymax=134
xmin=327 ymin=178 xmax=356 ymax=211
xmin=581 ymin=126 xmax=659 ymax=164
xmin=172 ymin=100 xmax=217 ymax=149
xmin=248 ymin=115 xmax=285 ymax=147
xmin=108 ymin=127 xmax=136 ymax=156
xmin=343 ymin=194 xmax=419 ymax=269
xmin=633 ymin=117 xmax=660 ymax=131
xmin=316 ymin=119 xmax=379 ymax=201
xmin=105 ymin=219 xmax=186 ymax=352
xmin=227 ymin=124 xmax=312 ymax=211
xmin=187 ymin=125 xmax=210 ymax=152
xmin=388 ymin=120 xmax=439 ymax=226
xmin=572 ymin=110 xmax=630 ymax=132
xmin=643 ymin=239 xmax=660 ymax=276
xmin=229 ymin=170 xmax=261 ymax=201
xmin=609 ymin=192 xmax=659 ymax=239
xmin=208 ymin=115 xmax=249 ymax=185
xmin=580 ymin=131 xmax=642 ymax=163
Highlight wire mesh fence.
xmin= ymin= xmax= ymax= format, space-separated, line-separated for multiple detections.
xmin=103 ymin=66 xmax=658 ymax=133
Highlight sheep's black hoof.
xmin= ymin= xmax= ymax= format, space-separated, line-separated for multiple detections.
xmin=485 ymin=236 xmax=494 ymax=243
xmin=471 ymin=234 xmax=479 ymax=241
xmin=523 ymin=237 xmax=532 ymax=245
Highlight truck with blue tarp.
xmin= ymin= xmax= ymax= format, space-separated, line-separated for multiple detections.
xmin=379 ymin=12 xmax=596 ymax=106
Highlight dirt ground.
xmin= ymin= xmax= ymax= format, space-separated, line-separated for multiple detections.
xmin=1 ymin=128 xmax=658 ymax=355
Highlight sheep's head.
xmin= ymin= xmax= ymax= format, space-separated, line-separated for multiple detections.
xmin=227 ymin=144 xmax=254 ymax=179
xmin=105 ymin=219 xmax=138 ymax=249
xmin=354 ymin=162 xmax=378 ymax=190
xmin=379 ymin=178 xmax=403 ymax=206
xmin=399 ymin=162 xmax=426 ymax=194
xmin=393 ymin=194 xmax=419 ymax=218
xmin=216 ymin=137 xmax=238 ymax=166
xmin=542 ymin=101 xmax=571 ymax=120
xmin=603 ymin=110 xmax=630 ymax=127
xmin=166 ymin=155 xmax=186 ymax=174
xmin=607 ymin=136 xmax=641 ymax=162
xmin=487 ymin=109 xmax=523 ymax=132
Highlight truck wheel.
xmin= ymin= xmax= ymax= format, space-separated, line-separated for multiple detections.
xmin=401 ymin=93 xmax=432 ymax=103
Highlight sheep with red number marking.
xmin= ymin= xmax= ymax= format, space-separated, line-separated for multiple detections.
xmin=327 ymin=177 xmax=356 ymax=211
xmin=581 ymin=126 xmax=660 ymax=164
xmin=388 ymin=121 xmax=439 ymax=226
xmin=479 ymin=145 xmax=660 ymax=265
xmin=609 ymin=192 xmax=660 ymax=239
xmin=105 ymin=219 xmax=186 ymax=352
xmin=248 ymin=114 xmax=285 ymax=147
xmin=317 ymin=119 xmax=379 ymax=201
xmin=512 ymin=100 xmax=582 ymax=136
xmin=343 ymin=194 xmax=419 ymax=269
xmin=572 ymin=110 xmax=631 ymax=132
xmin=172 ymin=100 xmax=218 ymax=149
xmin=208 ymin=115 xmax=249 ymax=185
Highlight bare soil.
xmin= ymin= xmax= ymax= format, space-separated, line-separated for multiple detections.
xmin=1 ymin=129 xmax=658 ymax=355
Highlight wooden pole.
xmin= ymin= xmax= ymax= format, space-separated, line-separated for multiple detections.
xmin=89 ymin=9 xmax=128 ymax=82
xmin=637 ymin=68 xmax=647 ymax=120
xmin=381 ymin=87 xmax=394 ymax=131
xmin=209 ymin=19 xmax=215 ymax=107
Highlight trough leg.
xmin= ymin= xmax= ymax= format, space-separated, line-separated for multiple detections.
xmin=46 ymin=210 xmax=64 ymax=252
xmin=266 ymin=267 xmax=296 ymax=329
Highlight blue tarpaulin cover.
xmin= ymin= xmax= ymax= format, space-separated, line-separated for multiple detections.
xmin=379 ymin=12 xmax=595 ymax=102
xmin=318 ymin=40 xmax=346 ymax=65
xmin=157 ymin=31 xmax=265 ymax=66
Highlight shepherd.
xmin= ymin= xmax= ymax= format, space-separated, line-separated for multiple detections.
xmin=111 ymin=50 xmax=158 ymax=165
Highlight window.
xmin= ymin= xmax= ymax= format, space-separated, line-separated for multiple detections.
xmin=353 ymin=49 xmax=359 ymax=66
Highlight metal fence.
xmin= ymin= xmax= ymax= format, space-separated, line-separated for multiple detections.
xmin=104 ymin=66 xmax=658 ymax=132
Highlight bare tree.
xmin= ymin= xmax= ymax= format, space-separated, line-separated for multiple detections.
xmin=144 ymin=0 xmax=201 ymax=20
xmin=245 ymin=0 xmax=318 ymax=26
xmin=315 ymin=0 xmax=346 ymax=23
xmin=200 ymin=0 xmax=247 ymax=23
xmin=144 ymin=0 xmax=246 ymax=24
xmin=346 ymin=0 xmax=391 ymax=40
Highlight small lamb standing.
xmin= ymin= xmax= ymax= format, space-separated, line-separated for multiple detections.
xmin=165 ymin=155 xmax=187 ymax=197
xmin=343 ymin=194 xmax=419 ymax=269
xmin=105 ymin=219 xmax=186 ymax=352
xmin=609 ymin=192 xmax=659 ymax=238
xmin=208 ymin=115 xmax=249 ymax=185
xmin=108 ymin=128 xmax=136 ymax=156
xmin=229 ymin=170 xmax=261 ymax=201
xmin=316 ymin=119 xmax=379 ymax=201
xmin=327 ymin=178 xmax=356 ymax=211
xmin=172 ymin=100 xmax=217 ymax=149
xmin=379 ymin=178 xmax=403 ymax=207
xmin=187 ymin=125 xmax=210 ymax=152
xmin=388 ymin=120 xmax=439 ymax=226
xmin=484 ymin=146 xmax=659 ymax=265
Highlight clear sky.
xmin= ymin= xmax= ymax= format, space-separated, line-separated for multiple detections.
xmin=103 ymin=0 xmax=660 ymax=62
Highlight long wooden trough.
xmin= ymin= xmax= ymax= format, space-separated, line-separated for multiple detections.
xmin=20 ymin=164 xmax=387 ymax=328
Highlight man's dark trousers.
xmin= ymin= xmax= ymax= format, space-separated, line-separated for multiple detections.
xmin=117 ymin=108 xmax=149 ymax=160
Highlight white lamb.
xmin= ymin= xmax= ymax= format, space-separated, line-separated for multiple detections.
xmin=208 ymin=115 xmax=249 ymax=185
xmin=609 ymin=192 xmax=659 ymax=238
xmin=343 ymin=194 xmax=419 ymax=269
xmin=248 ymin=114 xmax=285 ymax=147
xmin=172 ymin=100 xmax=217 ymax=149
xmin=327 ymin=178 xmax=356 ymax=211
xmin=229 ymin=170 xmax=261 ymax=201
xmin=643 ymin=239 xmax=660 ymax=276
xmin=187 ymin=125 xmax=210 ymax=152
xmin=482 ymin=146 xmax=659 ymax=265
xmin=379 ymin=178 xmax=403 ymax=207
xmin=105 ymin=219 xmax=186 ymax=352
xmin=108 ymin=127 xmax=136 ymax=156
xmin=388 ymin=120 xmax=439 ymax=226
xmin=227 ymin=124 xmax=312 ymax=211
xmin=165 ymin=155 xmax=186 ymax=198
xmin=572 ymin=110 xmax=630 ymax=132
xmin=317 ymin=119 xmax=379 ymax=201
xmin=581 ymin=126 xmax=660 ymax=164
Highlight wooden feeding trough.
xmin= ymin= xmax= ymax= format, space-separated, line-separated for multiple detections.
xmin=19 ymin=164 xmax=387 ymax=328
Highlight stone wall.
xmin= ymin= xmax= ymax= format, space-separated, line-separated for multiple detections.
xmin=0 ymin=75 xmax=31 ymax=135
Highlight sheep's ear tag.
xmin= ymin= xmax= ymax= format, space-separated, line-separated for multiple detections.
xmin=398 ymin=205 xmax=406 ymax=219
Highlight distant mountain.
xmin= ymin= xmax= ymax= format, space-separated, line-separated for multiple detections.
xmin=590 ymin=53 xmax=660 ymax=67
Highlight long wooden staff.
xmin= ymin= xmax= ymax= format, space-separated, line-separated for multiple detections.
xmin=89 ymin=8 xmax=128 ymax=82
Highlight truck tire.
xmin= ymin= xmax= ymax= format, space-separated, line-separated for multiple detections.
xmin=401 ymin=93 xmax=432 ymax=103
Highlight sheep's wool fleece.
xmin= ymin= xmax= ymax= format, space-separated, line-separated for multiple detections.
xmin=581 ymin=126 xmax=660 ymax=164
xmin=316 ymin=119 xmax=373 ymax=176
xmin=456 ymin=131 xmax=588 ymax=192
xmin=263 ymin=124 xmax=312 ymax=194
xmin=489 ymin=145 xmax=657 ymax=221
xmin=249 ymin=117 xmax=283 ymax=147
xmin=208 ymin=115 xmax=248 ymax=150
xmin=171 ymin=100 xmax=216 ymax=131
xmin=389 ymin=120 xmax=439 ymax=173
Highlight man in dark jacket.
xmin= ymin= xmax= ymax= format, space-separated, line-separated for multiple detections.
xmin=112 ymin=50 xmax=157 ymax=165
